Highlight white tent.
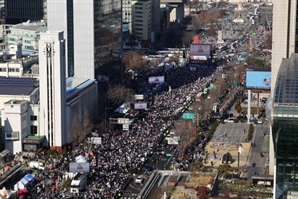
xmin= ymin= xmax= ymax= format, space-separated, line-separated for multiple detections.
xmin=75 ymin=155 xmax=86 ymax=163
xmin=0 ymin=187 xmax=10 ymax=198
xmin=114 ymin=103 xmax=129 ymax=114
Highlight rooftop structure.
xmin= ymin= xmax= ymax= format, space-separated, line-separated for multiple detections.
xmin=136 ymin=170 xmax=218 ymax=199
xmin=0 ymin=77 xmax=37 ymax=95
xmin=7 ymin=21 xmax=47 ymax=51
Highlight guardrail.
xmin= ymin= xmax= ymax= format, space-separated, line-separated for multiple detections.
xmin=164 ymin=174 xmax=172 ymax=187
xmin=177 ymin=174 xmax=181 ymax=182
xmin=138 ymin=171 xmax=160 ymax=199
xmin=185 ymin=173 xmax=191 ymax=186
xmin=158 ymin=174 xmax=165 ymax=187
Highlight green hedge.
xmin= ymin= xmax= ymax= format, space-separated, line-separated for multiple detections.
xmin=207 ymin=120 xmax=219 ymax=140
xmin=247 ymin=123 xmax=254 ymax=141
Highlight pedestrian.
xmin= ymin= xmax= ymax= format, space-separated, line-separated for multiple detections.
xmin=244 ymin=129 xmax=246 ymax=133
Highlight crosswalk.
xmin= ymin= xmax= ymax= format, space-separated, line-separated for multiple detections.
xmin=121 ymin=197 xmax=137 ymax=199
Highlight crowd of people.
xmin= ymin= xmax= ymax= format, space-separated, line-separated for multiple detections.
xmin=4 ymin=6 xmax=273 ymax=199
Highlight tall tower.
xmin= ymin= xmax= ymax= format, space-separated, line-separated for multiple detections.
xmin=47 ymin=0 xmax=122 ymax=79
xmin=39 ymin=31 xmax=66 ymax=147
xmin=271 ymin=0 xmax=297 ymax=91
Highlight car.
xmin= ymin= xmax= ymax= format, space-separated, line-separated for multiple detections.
xmin=155 ymin=148 xmax=165 ymax=155
xmin=135 ymin=175 xmax=144 ymax=184
xmin=160 ymin=140 xmax=167 ymax=147
xmin=224 ymin=118 xmax=235 ymax=123
xmin=151 ymin=155 xmax=157 ymax=163
xmin=144 ymin=165 xmax=152 ymax=171
xmin=257 ymin=119 xmax=263 ymax=124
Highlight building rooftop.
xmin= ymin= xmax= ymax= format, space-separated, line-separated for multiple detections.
xmin=5 ymin=100 xmax=27 ymax=105
xmin=66 ymin=77 xmax=96 ymax=97
xmin=0 ymin=77 xmax=37 ymax=95
xmin=12 ymin=23 xmax=46 ymax=32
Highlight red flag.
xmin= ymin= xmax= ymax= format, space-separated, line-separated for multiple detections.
xmin=89 ymin=150 xmax=95 ymax=157
xmin=193 ymin=35 xmax=200 ymax=44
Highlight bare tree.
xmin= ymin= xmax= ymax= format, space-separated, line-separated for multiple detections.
xmin=69 ymin=108 xmax=93 ymax=148
xmin=122 ymin=53 xmax=144 ymax=72
xmin=107 ymin=84 xmax=134 ymax=105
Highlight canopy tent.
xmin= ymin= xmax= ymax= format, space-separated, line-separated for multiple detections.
xmin=13 ymin=174 xmax=35 ymax=191
xmin=75 ymin=155 xmax=86 ymax=163
xmin=114 ymin=103 xmax=129 ymax=114
xmin=0 ymin=187 xmax=11 ymax=198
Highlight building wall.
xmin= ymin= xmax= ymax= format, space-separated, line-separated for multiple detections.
xmin=0 ymin=89 xmax=38 ymax=111
xmin=4 ymin=0 xmax=44 ymax=24
xmin=46 ymin=0 xmax=68 ymax=76
xmin=151 ymin=0 xmax=160 ymax=40
xmin=39 ymin=31 xmax=66 ymax=147
xmin=65 ymin=81 xmax=98 ymax=144
xmin=6 ymin=21 xmax=47 ymax=50
xmin=72 ymin=0 xmax=94 ymax=79
xmin=132 ymin=0 xmax=152 ymax=41
xmin=3 ymin=100 xmax=28 ymax=155
xmin=271 ymin=1 xmax=296 ymax=91
xmin=123 ymin=0 xmax=132 ymax=32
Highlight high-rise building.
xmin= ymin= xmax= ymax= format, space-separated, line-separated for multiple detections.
xmin=271 ymin=0 xmax=297 ymax=91
xmin=39 ymin=31 xmax=67 ymax=147
xmin=272 ymin=54 xmax=298 ymax=199
xmin=271 ymin=1 xmax=298 ymax=199
xmin=47 ymin=0 xmax=122 ymax=79
xmin=4 ymin=0 xmax=44 ymax=24
xmin=132 ymin=0 xmax=152 ymax=42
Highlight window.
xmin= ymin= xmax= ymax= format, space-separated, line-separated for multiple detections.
xmin=16 ymin=68 xmax=19 ymax=72
xmin=30 ymin=125 xmax=37 ymax=135
xmin=30 ymin=115 xmax=37 ymax=121
xmin=8 ymin=68 xmax=15 ymax=72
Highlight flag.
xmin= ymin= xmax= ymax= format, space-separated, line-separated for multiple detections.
xmin=89 ymin=150 xmax=95 ymax=157
xmin=168 ymin=86 xmax=172 ymax=93
xmin=238 ymin=146 xmax=243 ymax=154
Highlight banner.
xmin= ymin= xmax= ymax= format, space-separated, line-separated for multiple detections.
xmin=69 ymin=163 xmax=90 ymax=173
xmin=134 ymin=102 xmax=147 ymax=110
xmin=190 ymin=44 xmax=211 ymax=56
xmin=148 ymin=76 xmax=164 ymax=84
xmin=5 ymin=132 xmax=19 ymax=141
xmin=134 ymin=94 xmax=144 ymax=100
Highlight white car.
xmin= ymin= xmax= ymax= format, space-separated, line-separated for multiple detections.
xmin=224 ymin=118 xmax=235 ymax=123
xmin=135 ymin=175 xmax=144 ymax=184
xmin=257 ymin=119 xmax=263 ymax=124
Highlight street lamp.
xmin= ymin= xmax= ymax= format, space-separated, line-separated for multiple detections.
xmin=105 ymin=107 xmax=113 ymax=130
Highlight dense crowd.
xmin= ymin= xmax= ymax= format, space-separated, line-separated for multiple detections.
xmin=8 ymin=8 xmax=273 ymax=199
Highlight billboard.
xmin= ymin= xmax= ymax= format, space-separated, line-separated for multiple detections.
xmin=122 ymin=23 xmax=129 ymax=32
xmin=69 ymin=163 xmax=90 ymax=173
xmin=148 ymin=76 xmax=164 ymax=84
xmin=134 ymin=102 xmax=147 ymax=110
xmin=246 ymin=71 xmax=271 ymax=89
xmin=5 ymin=132 xmax=19 ymax=141
xmin=190 ymin=44 xmax=211 ymax=56
xmin=134 ymin=94 xmax=144 ymax=101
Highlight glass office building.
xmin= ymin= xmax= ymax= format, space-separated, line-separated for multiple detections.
xmin=47 ymin=0 xmax=122 ymax=79
xmin=273 ymin=54 xmax=298 ymax=199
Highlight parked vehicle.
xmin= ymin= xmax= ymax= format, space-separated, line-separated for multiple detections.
xmin=70 ymin=173 xmax=88 ymax=193
xmin=29 ymin=161 xmax=45 ymax=170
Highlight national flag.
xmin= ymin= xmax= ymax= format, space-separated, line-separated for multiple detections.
xmin=89 ymin=150 xmax=95 ymax=157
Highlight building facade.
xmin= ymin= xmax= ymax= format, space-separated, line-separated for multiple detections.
xmin=271 ymin=0 xmax=297 ymax=91
xmin=4 ymin=0 xmax=44 ymax=24
xmin=39 ymin=31 xmax=66 ymax=147
xmin=123 ymin=0 xmax=132 ymax=33
xmin=7 ymin=21 xmax=46 ymax=50
xmin=47 ymin=0 xmax=122 ymax=79
xmin=272 ymin=54 xmax=298 ymax=199
xmin=132 ymin=0 xmax=152 ymax=41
